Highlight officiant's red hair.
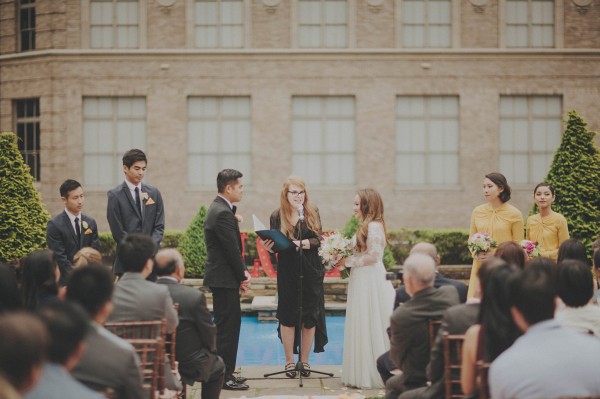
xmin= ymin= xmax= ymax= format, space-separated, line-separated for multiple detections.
xmin=279 ymin=176 xmax=322 ymax=239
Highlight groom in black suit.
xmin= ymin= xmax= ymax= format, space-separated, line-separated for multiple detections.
xmin=46 ymin=179 xmax=99 ymax=284
xmin=107 ymin=149 xmax=164 ymax=276
xmin=204 ymin=169 xmax=250 ymax=391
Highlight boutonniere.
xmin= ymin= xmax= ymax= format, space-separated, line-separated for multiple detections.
xmin=81 ymin=221 xmax=89 ymax=229
xmin=142 ymin=192 xmax=155 ymax=205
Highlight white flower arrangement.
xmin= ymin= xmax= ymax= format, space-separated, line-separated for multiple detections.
xmin=319 ymin=232 xmax=354 ymax=278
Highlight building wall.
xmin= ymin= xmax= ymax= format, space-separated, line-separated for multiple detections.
xmin=1 ymin=0 xmax=599 ymax=234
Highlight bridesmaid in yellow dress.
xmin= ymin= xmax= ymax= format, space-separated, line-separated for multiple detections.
xmin=526 ymin=182 xmax=569 ymax=261
xmin=467 ymin=173 xmax=524 ymax=298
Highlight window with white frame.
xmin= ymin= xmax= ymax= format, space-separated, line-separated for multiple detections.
xmin=401 ymin=0 xmax=452 ymax=48
xmin=90 ymin=0 xmax=139 ymax=48
xmin=292 ymin=96 xmax=355 ymax=185
xmin=499 ymin=96 xmax=562 ymax=184
xmin=14 ymin=98 xmax=41 ymax=180
xmin=505 ymin=0 xmax=554 ymax=48
xmin=187 ymin=97 xmax=251 ymax=186
xmin=194 ymin=0 xmax=245 ymax=48
xmin=83 ymin=97 xmax=146 ymax=186
xmin=396 ymin=96 xmax=459 ymax=185
xmin=18 ymin=0 xmax=36 ymax=52
xmin=298 ymin=0 xmax=348 ymax=48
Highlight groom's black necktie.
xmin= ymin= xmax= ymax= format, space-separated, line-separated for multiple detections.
xmin=74 ymin=217 xmax=81 ymax=243
xmin=232 ymin=205 xmax=237 ymax=215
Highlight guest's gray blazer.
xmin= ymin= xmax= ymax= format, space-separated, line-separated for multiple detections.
xmin=107 ymin=273 xmax=178 ymax=333
xmin=25 ymin=363 xmax=104 ymax=399
xmin=107 ymin=181 xmax=164 ymax=274
xmin=46 ymin=211 xmax=99 ymax=282
xmin=72 ymin=323 xmax=146 ymax=399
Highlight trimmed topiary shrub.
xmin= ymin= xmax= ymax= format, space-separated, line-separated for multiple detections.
xmin=178 ymin=205 xmax=208 ymax=278
xmin=534 ymin=111 xmax=600 ymax=258
xmin=0 ymin=132 xmax=50 ymax=263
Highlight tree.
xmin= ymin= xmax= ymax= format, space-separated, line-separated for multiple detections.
xmin=178 ymin=205 xmax=208 ymax=278
xmin=0 ymin=132 xmax=50 ymax=263
xmin=535 ymin=111 xmax=600 ymax=256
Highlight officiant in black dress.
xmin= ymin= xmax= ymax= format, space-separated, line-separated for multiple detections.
xmin=263 ymin=176 xmax=328 ymax=378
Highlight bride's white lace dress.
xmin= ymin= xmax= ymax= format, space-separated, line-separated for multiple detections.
xmin=342 ymin=221 xmax=396 ymax=388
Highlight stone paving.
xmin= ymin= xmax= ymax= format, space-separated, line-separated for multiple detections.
xmin=185 ymin=365 xmax=385 ymax=399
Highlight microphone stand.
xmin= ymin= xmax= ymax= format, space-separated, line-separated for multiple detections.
xmin=264 ymin=215 xmax=333 ymax=387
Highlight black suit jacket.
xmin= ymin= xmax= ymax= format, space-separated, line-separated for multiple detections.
xmin=202 ymin=196 xmax=246 ymax=289
xmin=46 ymin=211 xmax=99 ymax=282
xmin=395 ymin=272 xmax=468 ymax=307
xmin=107 ymin=182 xmax=165 ymax=274
xmin=157 ymin=278 xmax=224 ymax=384
xmin=390 ymin=286 xmax=460 ymax=389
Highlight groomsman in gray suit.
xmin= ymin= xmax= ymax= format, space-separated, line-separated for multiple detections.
xmin=46 ymin=179 xmax=99 ymax=284
xmin=107 ymin=149 xmax=165 ymax=276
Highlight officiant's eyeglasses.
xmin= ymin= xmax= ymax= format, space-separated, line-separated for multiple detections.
xmin=288 ymin=190 xmax=305 ymax=197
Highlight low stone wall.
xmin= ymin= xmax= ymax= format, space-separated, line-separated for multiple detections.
xmin=183 ymin=264 xmax=472 ymax=305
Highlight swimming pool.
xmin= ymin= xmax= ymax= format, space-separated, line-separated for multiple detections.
xmin=237 ymin=316 xmax=345 ymax=366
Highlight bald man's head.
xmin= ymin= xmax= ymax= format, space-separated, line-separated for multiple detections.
xmin=410 ymin=242 xmax=440 ymax=266
xmin=154 ymin=248 xmax=185 ymax=280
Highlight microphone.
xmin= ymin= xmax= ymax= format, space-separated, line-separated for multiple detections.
xmin=295 ymin=204 xmax=305 ymax=221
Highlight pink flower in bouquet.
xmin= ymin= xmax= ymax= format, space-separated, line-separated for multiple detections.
xmin=519 ymin=240 xmax=541 ymax=257
xmin=467 ymin=232 xmax=498 ymax=257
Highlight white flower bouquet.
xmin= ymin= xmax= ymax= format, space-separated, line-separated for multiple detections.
xmin=319 ymin=232 xmax=354 ymax=279
xmin=467 ymin=232 xmax=498 ymax=258
xmin=519 ymin=239 xmax=541 ymax=257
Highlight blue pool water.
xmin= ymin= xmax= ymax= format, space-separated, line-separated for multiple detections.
xmin=237 ymin=316 xmax=345 ymax=366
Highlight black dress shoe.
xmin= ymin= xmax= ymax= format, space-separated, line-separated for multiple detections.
xmin=222 ymin=379 xmax=249 ymax=391
xmin=233 ymin=376 xmax=247 ymax=383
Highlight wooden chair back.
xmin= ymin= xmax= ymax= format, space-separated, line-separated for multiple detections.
xmin=428 ymin=319 xmax=443 ymax=348
xmin=476 ymin=361 xmax=491 ymax=399
xmin=105 ymin=320 xmax=167 ymax=394
xmin=443 ymin=333 xmax=465 ymax=399
xmin=128 ymin=338 xmax=162 ymax=399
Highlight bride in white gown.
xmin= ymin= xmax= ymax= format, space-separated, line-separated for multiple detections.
xmin=338 ymin=189 xmax=396 ymax=389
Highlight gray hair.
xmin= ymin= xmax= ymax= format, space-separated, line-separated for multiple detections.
xmin=403 ymin=253 xmax=436 ymax=287
xmin=409 ymin=242 xmax=438 ymax=260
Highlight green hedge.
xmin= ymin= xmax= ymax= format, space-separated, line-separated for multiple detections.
xmin=98 ymin=228 xmax=470 ymax=278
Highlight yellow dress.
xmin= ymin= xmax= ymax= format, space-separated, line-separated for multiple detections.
xmin=526 ymin=212 xmax=569 ymax=261
xmin=467 ymin=202 xmax=524 ymax=298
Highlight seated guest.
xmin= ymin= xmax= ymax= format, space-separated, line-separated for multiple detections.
xmin=490 ymin=260 xmax=600 ymax=399
xmin=0 ymin=312 xmax=48 ymax=398
xmin=397 ymin=257 xmax=505 ymax=399
xmin=67 ymin=265 xmax=146 ymax=399
xmin=25 ymin=302 xmax=103 ymax=399
xmin=0 ymin=264 xmax=22 ymax=313
xmin=460 ymin=261 xmax=521 ymax=396
xmin=385 ymin=253 xmax=459 ymax=399
xmin=555 ymin=259 xmax=600 ymax=336
xmin=20 ymin=250 xmax=61 ymax=311
xmin=493 ymin=241 xmax=526 ymax=269
xmin=395 ymin=243 xmax=468 ymax=305
xmin=155 ymin=248 xmax=225 ymax=399
xmin=72 ymin=247 xmax=103 ymax=268
xmin=106 ymin=233 xmax=178 ymax=332
xmin=557 ymin=238 xmax=589 ymax=265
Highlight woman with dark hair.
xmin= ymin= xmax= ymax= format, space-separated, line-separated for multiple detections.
xmin=20 ymin=249 xmax=60 ymax=310
xmin=526 ymin=183 xmax=569 ymax=261
xmin=461 ymin=260 xmax=521 ymax=396
xmin=263 ymin=176 xmax=327 ymax=378
xmin=494 ymin=241 xmax=526 ymax=270
xmin=557 ymin=238 xmax=589 ymax=265
xmin=0 ymin=264 xmax=22 ymax=313
xmin=467 ymin=172 xmax=524 ymax=298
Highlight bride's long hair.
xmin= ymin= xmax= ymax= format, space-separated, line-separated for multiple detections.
xmin=279 ymin=176 xmax=321 ymax=239
xmin=355 ymin=189 xmax=388 ymax=253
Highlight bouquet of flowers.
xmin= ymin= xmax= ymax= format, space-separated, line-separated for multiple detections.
xmin=519 ymin=240 xmax=541 ymax=257
xmin=319 ymin=232 xmax=354 ymax=279
xmin=467 ymin=232 xmax=498 ymax=257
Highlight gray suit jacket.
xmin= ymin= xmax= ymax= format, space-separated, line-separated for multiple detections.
xmin=390 ymin=286 xmax=460 ymax=390
xmin=157 ymin=278 xmax=225 ymax=384
xmin=107 ymin=181 xmax=165 ymax=274
xmin=107 ymin=273 xmax=178 ymax=333
xmin=72 ymin=323 xmax=146 ymax=399
xmin=203 ymin=196 xmax=246 ymax=289
xmin=46 ymin=211 xmax=99 ymax=282
xmin=25 ymin=363 xmax=104 ymax=399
